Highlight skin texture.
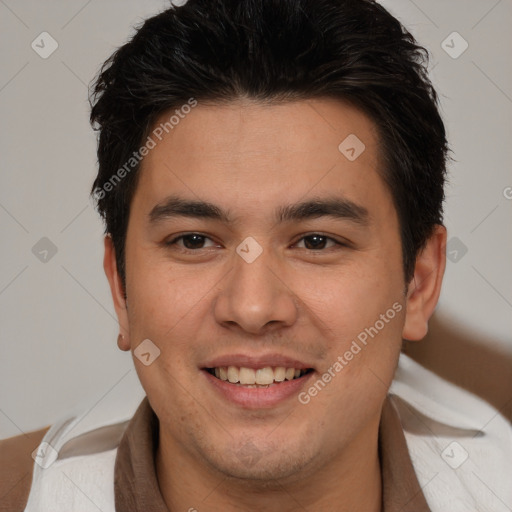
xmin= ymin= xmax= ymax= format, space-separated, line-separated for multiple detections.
xmin=104 ymin=98 xmax=446 ymax=511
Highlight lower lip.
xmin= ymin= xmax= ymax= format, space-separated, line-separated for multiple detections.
xmin=202 ymin=370 xmax=315 ymax=409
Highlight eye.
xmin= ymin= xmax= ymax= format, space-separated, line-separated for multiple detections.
xmin=166 ymin=233 xmax=217 ymax=250
xmin=294 ymin=234 xmax=341 ymax=250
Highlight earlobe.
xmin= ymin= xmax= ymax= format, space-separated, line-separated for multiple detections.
xmin=402 ymin=225 xmax=447 ymax=341
xmin=103 ymin=235 xmax=131 ymax=351
xmin=117 ymin=333 xmax=130 ymax=351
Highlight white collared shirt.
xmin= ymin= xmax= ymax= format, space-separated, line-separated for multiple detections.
xmin=24 ymin=354 xmax=512 ymax=511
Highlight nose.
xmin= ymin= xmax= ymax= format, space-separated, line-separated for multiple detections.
xmin=213 ymin=247 xmax=298 ymax=335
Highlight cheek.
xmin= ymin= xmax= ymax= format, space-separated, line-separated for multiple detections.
xmin=125 ymin=248 xmax=211 ymax=334
xmin=303 ymin=261 xmax=402 ymax=338
xmin=295 ymin=251 xmax=405 ymax=399
xmin=297 ymin=268 xmax=405 ymax=430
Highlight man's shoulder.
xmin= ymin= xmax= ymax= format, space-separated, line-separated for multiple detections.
xmin=392 ymin=353 xmax=511 ymax=432
xmin=391 ymin=354 xmax=512 ymax=512
xmin=0 ymin=427 xmax=50 ymax=512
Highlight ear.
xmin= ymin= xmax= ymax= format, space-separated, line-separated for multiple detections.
xmin=402 ymin=225 xmax=447 ymax=341
xmin=103 ymin=235 xmax=131 ymax=351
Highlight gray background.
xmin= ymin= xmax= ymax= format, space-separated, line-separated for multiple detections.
xmin=0 ymin=0 xmax=511 ymax=439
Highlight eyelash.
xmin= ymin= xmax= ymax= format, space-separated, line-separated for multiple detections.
xmin=165 ymin=232 xmax=346 ymax=252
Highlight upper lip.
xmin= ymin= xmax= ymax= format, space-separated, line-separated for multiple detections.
xmin=202 ymin=353 xmax=314 ymax=370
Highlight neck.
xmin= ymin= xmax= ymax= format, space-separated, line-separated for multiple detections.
xmin=156 ymin=420 xmax=382 ymax=512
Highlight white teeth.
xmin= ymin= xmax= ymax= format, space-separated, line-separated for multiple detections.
xmin=255 ymin=367 xmax=274 ymax=385
xmin=213 ymin=366 xmax=307 ymax=385
xmin=274 ymin=367 xmax=286 ymax=382
xmin=227 ymin=366 xmax=240 ymax=383
xmin=239 ymin=367 xmax=256 ymax=385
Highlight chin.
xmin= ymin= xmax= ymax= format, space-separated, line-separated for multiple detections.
xmin=200 ymin=436 xmax=318 ymax=484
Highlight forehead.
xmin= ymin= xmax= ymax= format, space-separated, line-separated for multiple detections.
xmin=133 ymin=98 xmax=391 ymax=222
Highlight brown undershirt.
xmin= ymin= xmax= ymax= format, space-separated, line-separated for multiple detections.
xmin=114 ymin=395 xmax=431 ymax=511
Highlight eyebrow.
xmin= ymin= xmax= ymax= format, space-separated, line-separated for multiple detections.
xmin=149 ymin=195 xmax=231 ymax=224
xmin=148 ymin=194 xmax=369 ymax=226
xmin=277 ymin=197 xmax=368 ymax=225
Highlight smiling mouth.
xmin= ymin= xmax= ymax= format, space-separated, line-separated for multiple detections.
xmin=204 ymin=366 xmax=314 ymax=388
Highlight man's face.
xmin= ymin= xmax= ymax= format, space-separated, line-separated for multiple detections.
xmin=121 ymin=98 xmax=407 ymax=481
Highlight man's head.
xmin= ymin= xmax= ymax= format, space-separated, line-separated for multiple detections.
xmin=91 ymin=0 xmax=448 ymax=288
xmin=91 ymin=0 xmax=447 ymax=491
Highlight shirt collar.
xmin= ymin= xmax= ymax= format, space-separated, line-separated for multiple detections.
xmin=114 ymin=395 xmax=430 ymax=511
